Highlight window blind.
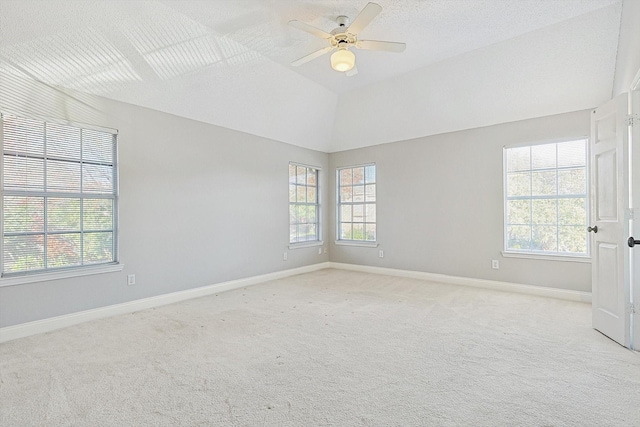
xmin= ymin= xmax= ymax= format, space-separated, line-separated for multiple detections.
xmin=1 ymin=114 xmax=118 ymax=276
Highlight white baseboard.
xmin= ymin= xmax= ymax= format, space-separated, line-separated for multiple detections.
xmin=0 ymin=262 xmax=330 ymax=343
xmin=0 ymin=261 xmax=591 ymax=343
xmin=328 ymin=262 xmax=592 ymax=303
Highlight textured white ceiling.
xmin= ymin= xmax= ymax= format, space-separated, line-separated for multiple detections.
xmin=0 ymin=0 xmax=623 ymax=152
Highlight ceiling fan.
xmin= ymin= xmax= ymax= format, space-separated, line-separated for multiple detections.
xmin=288 ymin=2 xmax=406 ymax=76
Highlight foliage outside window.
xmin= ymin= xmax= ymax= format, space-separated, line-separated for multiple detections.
xmin=289 ymin=163 xmax=319 ymax=243
xmin=1 ymin=114 xmax=118 ymax=276
xmin=337 ymin=164 xmax=376 ymax=242
xmin=504 ymin=139 xmax=588 ymax=256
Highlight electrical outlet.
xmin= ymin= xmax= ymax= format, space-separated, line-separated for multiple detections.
xmin=283 ymin=252 xmax=288 ymax=261
xmin=492 ymin=260 xmax=499 ymax=269
xmin=127 ymin=274 xmax=136 ymax=285
xmin=318 ymin=247 xmax=322 ymax=255
xmin=379 ymin=250 xmax=384 ymax=258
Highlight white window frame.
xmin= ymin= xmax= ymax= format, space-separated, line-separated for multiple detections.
xmin=502 ymin=137 xmax=590 ymax=261
xmin=0 ymin=113 xmax=122 ymax=286
xmin=336 ymin=163 xmax=377 ymax=247
xmin=288 ymin=162 xmax=322 ymax=248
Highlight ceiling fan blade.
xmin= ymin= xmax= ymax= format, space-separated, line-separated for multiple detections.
xmin=356 ymin=40 xmax=406 ymax=53
xmin=347 ymin=2 xmax=382 ymax=35
xmin=288 ymin=20 xmax=332 ymax=39
xmin=346 ymin=66 xmax=358 ymax=77
xmin=291 ymin=46 xmax=333 ymax=66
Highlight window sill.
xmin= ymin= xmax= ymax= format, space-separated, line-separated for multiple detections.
xmin=334 ymin=240 xmax=378 ymax=248
xmin=288 ymin=241 xmax=324 ymax=250
xmin=501 ymin=251 xmax=591 ymax=263
xmin=0 ymin=263 xmax=125 ymax=287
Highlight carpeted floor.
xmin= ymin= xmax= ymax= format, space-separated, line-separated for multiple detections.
xmin=1 ymin=269 xmax=639 ymax=426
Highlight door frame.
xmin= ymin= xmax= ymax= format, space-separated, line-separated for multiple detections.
xmin=630 ymin=69 xmax=640 ymax=351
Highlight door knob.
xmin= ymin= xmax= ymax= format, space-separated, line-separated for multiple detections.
xmin=587 ymin=226 xmax=598 ymax=233
xmin=629 ymin=237 xmax=640 ymax=247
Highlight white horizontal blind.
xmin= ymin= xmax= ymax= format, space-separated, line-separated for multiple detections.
xmin=337 ymin=164 xmax=376 ymax=241
xmin=289 ymin=163 xmax=319 ymax=243
xmin=1 ymin=114 xmax=118 ymax=276
xmin=504 ymin=139 xmax=588 ymax=256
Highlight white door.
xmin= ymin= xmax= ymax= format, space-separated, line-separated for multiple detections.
xmin=631 ymin=89 xmax=640 ymax=350
xmin=590 ymin=93 xmax=630 ymax=347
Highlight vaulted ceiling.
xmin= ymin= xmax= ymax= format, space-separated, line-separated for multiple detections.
xmin=0 ymin=0 xmax=623 ymax=152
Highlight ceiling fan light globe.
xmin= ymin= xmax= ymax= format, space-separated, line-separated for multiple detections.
xmin=331 ymin=49 xmax=355 ymax=72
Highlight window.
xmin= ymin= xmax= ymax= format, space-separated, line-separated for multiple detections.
xmin=337 ymin=164 xmax=376 ymax=242
xmin=504 ymin=139 xmax=588 ymax=257
xmin=289 ymin=163 xmax=319 ymax=244
xmin=1 ymin=114 xmax=118 ymax=277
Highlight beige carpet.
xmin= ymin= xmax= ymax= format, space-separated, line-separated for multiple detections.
xmin=1 ymin=269 xmax=639 ymax=426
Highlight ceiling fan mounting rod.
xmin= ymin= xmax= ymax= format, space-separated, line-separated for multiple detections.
xmin=336 ymin=15 xmax=350 ymax=27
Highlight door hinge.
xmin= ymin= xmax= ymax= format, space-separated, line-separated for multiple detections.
xmin=627 ymin=303 xmax=637 ymax=315
xmin=626 ymin=114 xmax=640 ymax=127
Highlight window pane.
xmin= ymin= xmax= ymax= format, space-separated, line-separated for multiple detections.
xmin=340 ymin=169 xmax=352 ymax=186
xmin=531 ymin=144 xmax=556 ymax=170
xmin=83 ymin=199 xmax=113 ymax=231
xmin=353 ymin=167 xmax=365 ymax=185
xmin=3 ymin=235 xmax=45 ymax=273
xmin=506 ymin=146 xmax=530 ymax=172
xmin=289 ymin=225 xmax=297 ymax=242
xmin=307 ymin=187 xmax=316 ymax=203
xmin=531 ymin=199 xmax=557 ymax=225
xmin=82 ymin=164 xmax=114 ymax=194
xmin=353 ymin=223 xmax=364 ymax=240
xmin=507 ymin=172 xmax=530 ymax=197
xmin=557 ymin=140 xmax=586 ymax=167
xmin=289 ymin=205 xmax=298 ymax=224
xmin=340 ymin=223 xmax=352 ymax=240
xmin=289 ymin=184 xmax=296 ymax=203
xmin=341 ymin=205 xmax=352 ymax=222
xmin=3 ymin=196 xmax=44 ymax=233
xmin=2 ymin=116 xmax=44 ymax=156
xmin=365 ymin=184 xmax=376 ymax=202
xmin=3 ymin=156 xmax=44 ymax=192
xmin=531 ymin=226 xmax=557 ymax=251
xmin=47 ymin=198 xmax=81 ymax=232
xmin=507 ymin=225 xmax=531 ymax=250
xmin=46 ymin=122 xmax=81 ymax=160
xmin=558 ymin=168 xmax=586 ymax=195
xmin=365 ymin=204 xmax=376 ymax=222
xmin=307 ymin=169 xmax=316 ymax=186
xmin=288 ymin=164 xmax=297 ymax=184
xmin=506 ymin=200 xmax=530 ymax=225
xmin=340 ymin=186 xmax=352 ymax=203
xmin=365 ymin=165 xmax=376 ymax=183
xmin=558 ymin=198 xmax=587 ymax=225
xmin=296 ymin=185 xmax=306 ymax=203
xmin=558 ymin=226 xmax=587 ymax=254
xmin=306 ymin=224 xmax=317 ymax=241
xmin=353 ymin=185 xmax=365 ymax=202
xmin=353 ymin=204 xmax=364 ymax=222
xmin=47 ymin=233 xmax=81 ymax=268
xmin=297 ymin=205 xmax=307 ymax=223
xmin=82 ymin=129 xmax=113 ymax=164
xmin=296 ymin=166 xmax=306 ymax=185
xmin=531 ymin=170 xmax=557 ymax=196
xmin=47 ymin=159 xmax=81 ymax=193
xmin=83 ymin=232 xmax=113 ymax=264
xmin=306 ymin=205 xmax=316 ymax=223
xmin=365 ymin=223 xmax=376 ymax=241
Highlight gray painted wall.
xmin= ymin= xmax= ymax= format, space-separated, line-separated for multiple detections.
xmin=329 ymin=110 xmax=592 ymax=292
xmin=0 ymin=72 xmax=328 ymax=328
